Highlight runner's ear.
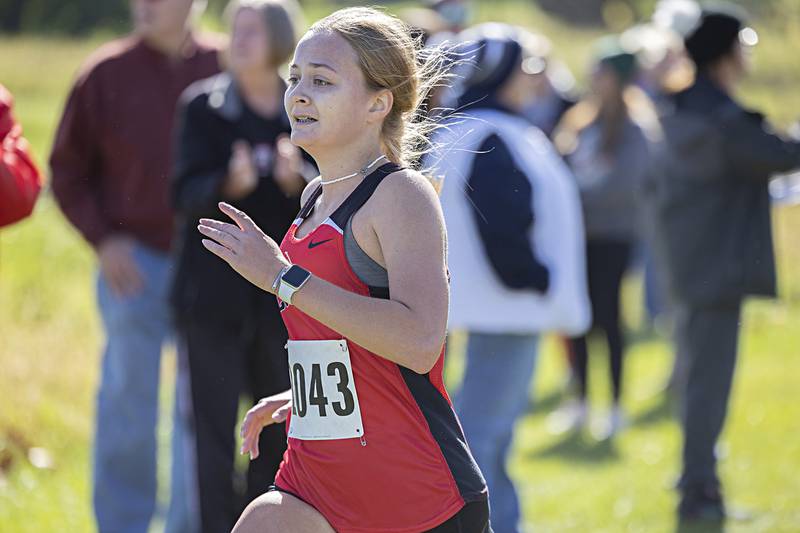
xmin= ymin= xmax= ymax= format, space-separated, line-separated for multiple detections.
xmin=367 ymin=89 xmax=393 ymax=124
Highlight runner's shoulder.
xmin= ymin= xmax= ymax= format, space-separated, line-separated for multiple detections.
xmin=374 ymin=167 xmax=439 ymax=211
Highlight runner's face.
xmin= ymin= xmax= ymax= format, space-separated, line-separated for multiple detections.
xmin=285 ymin=31 xmax=379 ymax=154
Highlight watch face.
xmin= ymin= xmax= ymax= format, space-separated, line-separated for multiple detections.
xmin=282 ymin=265 xmax=310 ymax=287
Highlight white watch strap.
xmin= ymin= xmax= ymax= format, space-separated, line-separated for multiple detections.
xmin=277 ymin=276 xmax=297 ymax=305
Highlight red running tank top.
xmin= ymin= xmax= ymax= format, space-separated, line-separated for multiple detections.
xmin=274 ymin=163 xmax=487 ymax=532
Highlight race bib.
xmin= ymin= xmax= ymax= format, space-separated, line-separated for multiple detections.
xmin=286 ymin=339 xmax=365 ymax=441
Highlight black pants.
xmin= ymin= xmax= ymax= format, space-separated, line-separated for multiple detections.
xmin=426 ymin=499 xmax=493 ymax=532
xmin=569 ymin=239 xmax=632 ymax=402
xmin=674 ymin=300 xmax=742 ymax=492
xmin=178 ymin=316 xmax=290 ymax=533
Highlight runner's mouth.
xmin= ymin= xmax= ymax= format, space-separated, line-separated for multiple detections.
xmin=293 ymin=115 xmax=318 ymax=125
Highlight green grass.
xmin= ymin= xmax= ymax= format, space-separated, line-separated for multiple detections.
xmin=1 ymin=1 xmax=799 ymax=531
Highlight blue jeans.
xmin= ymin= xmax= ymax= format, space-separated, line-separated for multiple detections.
xmin=456 ymin=332 xmax=539 ymax=533
xmin=94 ymin=243 xmax=194 ymax=533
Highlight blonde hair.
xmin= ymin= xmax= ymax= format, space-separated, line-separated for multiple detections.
xmin=309 ymin=7 xmax=453 ymax=168
xmin=224 ymin=0 xmax=303 ymax=67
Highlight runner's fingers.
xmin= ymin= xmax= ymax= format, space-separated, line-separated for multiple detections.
xmin=241 ymin=411 xmax=266 ymax=440
xmin=272 ymin=404 xmax=290 ymax=423
xmin=219 ymin=202 xmax=257 ymax=232
xmin=240 ymin=432 xmax=254 ymax=455
xmin=198 ymin=224 xmax=240 ymax=251
xmin=198 ymin=218 xmax=240 ymax=235
xmin=201 ymin=239 xmax=235 ymax=263
xmin=241 ymin=431 xmax=253 ymax=455
xmin=240 ymin=414 xmax=252 ymax=438
xmin=249 ymin=433 xmax=261 ymax=460
xmin=241 ymin=412 xmax=258 ymax=438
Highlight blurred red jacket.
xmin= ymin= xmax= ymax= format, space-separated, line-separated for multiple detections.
xmin=0 ymin=83 xmax=42 ymax=228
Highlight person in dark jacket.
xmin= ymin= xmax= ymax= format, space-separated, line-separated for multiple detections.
xmin=650 ymin=5 xmax=800 ymax=523
xmin=171 ymin=1 xmax=310 ymax=531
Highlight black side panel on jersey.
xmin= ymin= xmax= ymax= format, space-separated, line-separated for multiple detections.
xmin=368 ymin=285 xmax=390 ymax=299
xmin=398 ymin=367 xmax=488 ymax=503
xmin=334 ymin=163 xmax=483 ymax=501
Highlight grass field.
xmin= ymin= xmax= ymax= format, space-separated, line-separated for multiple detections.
xmin=1 ymin=1 xmax=799 ymax=532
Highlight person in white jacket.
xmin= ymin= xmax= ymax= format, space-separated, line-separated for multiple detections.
xmin=425 ymin=25 xmax=590 ymax=533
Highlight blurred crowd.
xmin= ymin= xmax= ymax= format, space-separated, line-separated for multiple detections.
xmin=3 ymin=0 xmax=800 ymax=532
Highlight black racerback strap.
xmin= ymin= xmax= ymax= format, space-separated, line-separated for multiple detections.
xmin=296 ymin=182 xmax=323 ymax=220
xmin=295 ymin=162 xmax=402 ymax=226
xmin=330 ymin=163 xmax=401 ymax=229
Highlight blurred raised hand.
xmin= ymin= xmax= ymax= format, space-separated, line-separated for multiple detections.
xmin=223 ymin=140 xmax=259 ymax=200
xmin=273 ymin=134 xmax=307 ymax=197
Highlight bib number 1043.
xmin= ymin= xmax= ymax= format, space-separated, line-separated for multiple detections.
xmin=286 ymin=339 xmax=365 ymax=441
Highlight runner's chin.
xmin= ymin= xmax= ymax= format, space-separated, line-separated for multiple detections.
xmin=290 ymin=123 xmax=318 ymax=150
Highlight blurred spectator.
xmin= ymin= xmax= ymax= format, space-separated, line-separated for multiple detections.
xmin=622 ymin=22 xmax=693 ymax=111
xmin=553 ymin=37 xmax=661 ymax=438
xmin=649 ymin=5 xmax=800 ymax=523
xmin=400 ymin=1 xmax=474 ymax=117
xmin=620 ymin=24 xmax=682 ymax=332
xmin=400 ymin=0 xmax=471 ymax=47
xmin=622 ymin=7 xmax=694 ymax=338
xmin=49 ymin=1 xmax=220 ymax=531
xmin=428 ymin=0 xmax=471 ymax=36
xmin=426 ymin=25 xmax=590 ymax=533
xmin=399 ymin=6 xmax=449 ymax=45
xmin=170 ymin=0 xmax=309 ymax=531
xmin=516 ymin=32 xmax=579 ymax=139
xmin=0 ymin=83 xmax=41 ymax=229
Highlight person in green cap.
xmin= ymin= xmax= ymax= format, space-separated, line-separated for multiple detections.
xmin=552 ymin=36 xmax=661 ymax=438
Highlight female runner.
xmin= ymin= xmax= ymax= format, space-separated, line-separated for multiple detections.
xmin=198 ymin=7 xmax=490 ymax=533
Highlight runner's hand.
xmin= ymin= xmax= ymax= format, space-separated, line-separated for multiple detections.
xmin=197 ymin=202 xmax=289 ymax=293
xmin=240 ymin=392 xmax=293 ymax=460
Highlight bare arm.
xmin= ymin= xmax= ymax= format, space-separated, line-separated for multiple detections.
xmin=197 ymin=170 xmax=449 ymax=374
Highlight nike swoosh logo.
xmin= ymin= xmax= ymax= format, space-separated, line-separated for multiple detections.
xmin=308 ymin=238 xmax=333 ymax=249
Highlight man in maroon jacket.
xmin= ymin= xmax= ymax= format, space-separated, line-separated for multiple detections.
xmin=50 ymin=1 xmax=220 ymax=531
